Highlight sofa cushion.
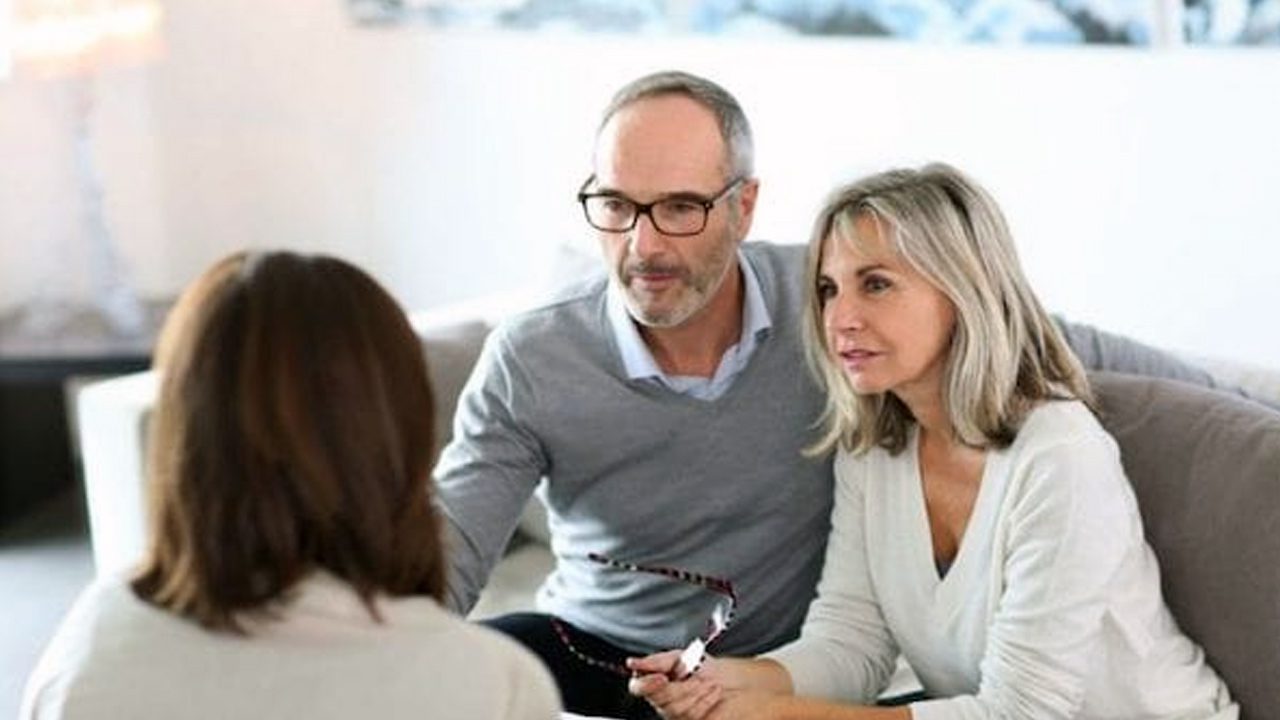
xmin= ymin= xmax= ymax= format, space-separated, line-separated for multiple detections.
xmin=416 ymin=318 xmax=491 ymax=454
xmin=415 ymin=316 xmax=554 ymax=548
xmin=1091 ymin=371 xmax=1280 ymax=718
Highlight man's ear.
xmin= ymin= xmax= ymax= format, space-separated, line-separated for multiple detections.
xmin=734 ymin=178 xmax=760 ymax=239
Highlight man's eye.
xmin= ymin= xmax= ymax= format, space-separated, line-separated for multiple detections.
xmin=600 ymin=198 xmax=631 ymax=214
xmin=660 ymin=200 xmax=702 ymax=216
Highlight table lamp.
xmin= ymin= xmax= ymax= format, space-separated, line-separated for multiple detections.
xmin=4 ymin=0 xmax=163 ymax=338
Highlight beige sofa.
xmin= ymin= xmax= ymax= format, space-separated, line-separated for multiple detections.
xmin=77 ymin=297 xmax=1280 ymax=717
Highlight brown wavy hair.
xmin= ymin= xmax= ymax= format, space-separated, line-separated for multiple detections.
xmin=132 ymin=251 xmax=445 ymax=631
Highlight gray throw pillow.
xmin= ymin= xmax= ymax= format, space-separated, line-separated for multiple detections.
xmin=1091 ymin=371 xmax=1280 ymax=719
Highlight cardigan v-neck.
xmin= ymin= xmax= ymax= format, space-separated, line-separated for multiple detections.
xmin=903 ymin=428 xmax=1000 ymax=604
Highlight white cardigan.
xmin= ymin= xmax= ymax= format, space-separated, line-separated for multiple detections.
xmin=21 ymin=572 xmax=560 ymax=720
xmin=768 ymin=401 xmax=1236 ymax=719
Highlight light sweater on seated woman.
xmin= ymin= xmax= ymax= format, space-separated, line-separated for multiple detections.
xmin=766 ymin=400 xmax=1237 ymax=719
xmin=21 ymin=571 xmax=560 ymax=720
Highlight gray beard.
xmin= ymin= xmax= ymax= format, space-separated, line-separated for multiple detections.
xmin=623 ymin=254 xmax=735 ymax=330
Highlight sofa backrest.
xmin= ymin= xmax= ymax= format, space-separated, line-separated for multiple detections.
xmin=415 ymin=318 xmax=491 ymax=455
xmin=1091 ymin=371 xmax=1280 ymax=719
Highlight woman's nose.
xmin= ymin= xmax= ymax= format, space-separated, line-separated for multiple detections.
xmin=824 ymin=292 xmax=864 ymax=333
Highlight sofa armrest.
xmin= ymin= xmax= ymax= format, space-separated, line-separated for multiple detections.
xmin=1093 ymin=371 xmax=1280 ymax=715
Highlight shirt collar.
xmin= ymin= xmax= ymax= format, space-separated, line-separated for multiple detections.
xmin=607 ymin=251 xmax=772 ymax=382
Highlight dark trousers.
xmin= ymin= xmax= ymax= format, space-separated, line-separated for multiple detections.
xmin=481 ymin=612 xmax=657 ymax=719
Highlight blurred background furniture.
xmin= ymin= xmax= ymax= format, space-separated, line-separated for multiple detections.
xmin=1 ymin=0 xmax=166 ymax=530
xmin=0 ymin=307 xmax=162 ymax=528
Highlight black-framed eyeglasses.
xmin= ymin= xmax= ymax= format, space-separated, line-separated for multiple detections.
xmin=576 ymin=175 xmax=745 ymax=237
xmin=551 ymin=552 xmax=737 ymax=679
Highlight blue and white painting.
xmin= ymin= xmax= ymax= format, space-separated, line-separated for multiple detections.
xmin=1185 ymin=0 xmax=1280 ymax=42
xmin=349 ymin=0 xmax=1155 ymax=44
xmin=692 ymin=0 xmax=1151 ymax=43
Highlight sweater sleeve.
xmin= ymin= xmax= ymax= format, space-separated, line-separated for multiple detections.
xmin=434 ymin=328 xmax=548 ymax=614
xmin=911 ymin=429 xmax=1142 ymax=720
xmin=765 ymin=452 xmax=899 ymax=703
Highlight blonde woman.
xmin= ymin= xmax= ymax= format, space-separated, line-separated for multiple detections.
xmin=629 ymin=164 xmax=1236 ymax=719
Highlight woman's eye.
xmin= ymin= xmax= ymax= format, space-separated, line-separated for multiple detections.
xmin=863 ymin=275 xmax=891 ymax=293
xmin=816 ymin=278 xmax=836 ymax=303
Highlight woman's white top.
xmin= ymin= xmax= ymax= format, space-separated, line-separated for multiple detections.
xmin=21 ymin=571 xmax=560 ymax=720
xmin=768 ymin=400 xmax=1237 ymax=719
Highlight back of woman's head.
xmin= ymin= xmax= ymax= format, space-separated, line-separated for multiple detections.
xmin=133 ymin=251 xmax=445 ymax=630
xmin=803 ymin=163 xmax=1093 ymax=455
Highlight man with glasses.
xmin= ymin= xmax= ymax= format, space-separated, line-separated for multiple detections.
xmin=435 ymin=71 xmax=831 ymax=719
xmin=433 ymin=70 xmax=1236 ymax=719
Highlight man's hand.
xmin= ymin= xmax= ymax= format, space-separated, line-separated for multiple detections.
xmin=627 ymin=651 xmax=803 ymax=719
xmin=627 ymin=650 xmax=724 ymax=720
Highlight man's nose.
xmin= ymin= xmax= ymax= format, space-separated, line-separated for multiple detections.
xmin=628 ymin=211 xmax=668 ymax=259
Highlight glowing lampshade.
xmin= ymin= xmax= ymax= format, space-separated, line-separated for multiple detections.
xmin=2 ymin=0 xmax=164 ymax=336
xmin=9 ymin=0 xmax=162 ymax=76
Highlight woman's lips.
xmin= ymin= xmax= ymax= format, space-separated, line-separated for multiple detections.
xmin=838 ymin=349 xmax=880 ymax=371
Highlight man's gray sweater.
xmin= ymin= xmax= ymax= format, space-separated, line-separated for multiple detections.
xmin=435 ymin=242 xmax=833 ymax=655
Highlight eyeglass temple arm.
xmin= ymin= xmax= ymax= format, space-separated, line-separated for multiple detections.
xmin=586 ymin=552 xmax=738 ymax=602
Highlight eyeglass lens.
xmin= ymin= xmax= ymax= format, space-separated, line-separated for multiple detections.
xmin=583 ymin=196 xmax=709 ymax=235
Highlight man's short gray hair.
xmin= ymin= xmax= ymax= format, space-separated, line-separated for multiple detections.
xmin=599 ymin=70 xmax=755 ymax=180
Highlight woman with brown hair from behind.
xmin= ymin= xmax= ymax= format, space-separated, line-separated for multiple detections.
xmin=21 ymin=251 xmax=560 ymax=720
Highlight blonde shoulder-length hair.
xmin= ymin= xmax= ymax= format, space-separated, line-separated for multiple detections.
xmin=803 ymin=163 xmax=1094 ymax=456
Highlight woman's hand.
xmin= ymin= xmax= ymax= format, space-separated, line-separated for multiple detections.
xmin=628 ymin=651 xmax=800 ymax=719
xmin=698 ymin=690 xmax=789 ymax=720
xmin=627 ymin=650 xmax=725 ymax=720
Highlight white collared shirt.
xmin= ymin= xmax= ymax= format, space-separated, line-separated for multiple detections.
xmin=606 ymin=252 xmax=771 ymax=401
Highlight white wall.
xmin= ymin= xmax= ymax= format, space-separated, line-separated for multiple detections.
xmin=1 ymin=0 xmax=1278 ymax=366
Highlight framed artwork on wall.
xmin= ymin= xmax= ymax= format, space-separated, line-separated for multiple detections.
xmin=348 ymin=0 xmax=1277 ymax=45
xmin=1184 ymin=0 xmax=1280 ymax=43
